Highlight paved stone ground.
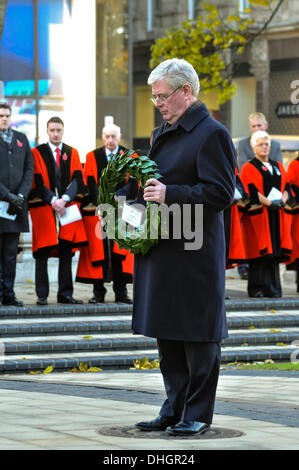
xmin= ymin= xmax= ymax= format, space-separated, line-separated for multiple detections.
xmin=0 ymin=368 xmax=298 ymax=452
xmin=0 ymin=267 xmax=297 ymax=453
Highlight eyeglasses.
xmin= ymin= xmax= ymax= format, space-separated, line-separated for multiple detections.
xmin=256 ymin=142 xmax=270 ymax=147
xmin=150 ymin=86 xmax=181 ymax=105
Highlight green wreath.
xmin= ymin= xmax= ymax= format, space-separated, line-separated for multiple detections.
xmin=98 ymin=149 xmax=163 ymax=255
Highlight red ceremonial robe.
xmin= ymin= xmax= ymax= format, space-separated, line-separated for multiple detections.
xmin=240 ymin=159 xmax=292 ymax=261
xmin=225 ymin=168 xmax=247 ymax=268
xmin=286 ymin=157 xmax=299 ymax=268
xmin=28 ymin=143 xmax=88 ymax=258
xmin=76 ymin=147 xmax=135 ymax=284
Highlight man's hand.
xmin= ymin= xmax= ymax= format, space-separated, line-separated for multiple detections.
xmin=52 ymin=198 xmax=66 ymax=216
xmin=268 ymin=199 xmax=284 ymax=211
xmin=6 ymin=192 xmax=24 ymax=215
xmin=143 ymin=179 xmax=166 ymax=204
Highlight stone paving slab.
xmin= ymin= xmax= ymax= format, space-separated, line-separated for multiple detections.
xmin=0 ymin=370 xmax=298 ymax=450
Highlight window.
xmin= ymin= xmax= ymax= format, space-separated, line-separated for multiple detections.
xmin=239 ymin=0 xmax=250 ymax=16
xmin=147 ymin=0 xmax=156 ymax=32
xmin=0 ymin=0 xmax=65 ymax=147
xmin=187 ymin=0 xmax=196 ymax=20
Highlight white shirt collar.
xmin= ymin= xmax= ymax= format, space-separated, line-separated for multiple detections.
xmin=48 ymin=141 xmax=62 ymax=155
xmin=105 ymin=146 xmax=119 ymax=157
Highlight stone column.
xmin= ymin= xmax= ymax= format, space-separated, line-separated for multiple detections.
xmin=15 ymin=220 xmax=78 ymax=286
xmin=249 ymin=38 xmax=270 ymax=117
xmin=16 ymin=232 xmax=35 ymax=284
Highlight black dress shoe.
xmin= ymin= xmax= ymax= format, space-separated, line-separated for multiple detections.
xmin=2 ymin=296 xmax=23 ymax=306
xmin=115 ymin=295 xmax=132 ymax=304
xmin=88 ymin=296 xmax=105 ymax=304
xmin=135 ymin=415 xmax=178 ymax=431
xmin=249 ymin=291 xmax=264 ymax=298
xmin=166 ymin=420 xmax=210 ymax=436
xmin=37 ymin=297 xmax=48 ymax=305
xmin=57 ymin=295 xmax=83 ymax=304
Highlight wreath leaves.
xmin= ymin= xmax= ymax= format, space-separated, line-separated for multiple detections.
xmin=98 ymin=150 xmax=163 ymax=255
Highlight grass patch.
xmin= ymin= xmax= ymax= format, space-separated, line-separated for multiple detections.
xmin=225 ymin=362 xmax=299 ymax=371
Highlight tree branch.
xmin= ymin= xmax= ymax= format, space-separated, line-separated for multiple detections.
xmin=223 ymin=0 xmax=284 ymax=81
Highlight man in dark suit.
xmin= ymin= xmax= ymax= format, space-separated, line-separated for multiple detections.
xmin=0 ymin=102 xmax=33 ymax=306
xmin=82 ymin=123 xmax=133 ymax=304
xmin=133 ymin=59 xmax=235 ymax=436
xmin=237 ymin=112 xmax=282 ymax=170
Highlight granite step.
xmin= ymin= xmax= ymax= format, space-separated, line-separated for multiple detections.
xmin=0 ymin=302 xmax=132 ymax=319
xmin=0 ymin=302 xmax=298 ymax=373
xmin=1 ymin=295 xmax=299 ymax=320
xmin=0 ymin=345 xmax=297 ymax=374
xmin=0 ymin=316 xmax=132 ymax=337
xmin=0 ymin=328 xmax=298 ymax=355
xmin=0 ymin=311 xmax=298 ymax=338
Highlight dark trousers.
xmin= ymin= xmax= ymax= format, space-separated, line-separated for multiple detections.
xmin=248 ymin=257 xmax=281 ymax=297
xmin=0 ymin=232 xmax=20 ymax=299
xmin=157 ymin=339 xmax=221 ymax=425
xmin=93 ymin=251 xmax=127 ymax=298
xmin=35 ymin=242 xmax=73 ymax=298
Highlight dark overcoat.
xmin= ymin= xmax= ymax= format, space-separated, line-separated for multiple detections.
xmin=0 ymin=129 xmax=33 ymax=232
xmin=132 ymin=102 xmax=236 ymax=342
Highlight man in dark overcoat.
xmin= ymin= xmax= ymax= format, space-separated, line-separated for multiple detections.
xmin=133 ymin=59 xmax=236 ymax=436
xmin=0 ymin=103 xmax=33 ymax=306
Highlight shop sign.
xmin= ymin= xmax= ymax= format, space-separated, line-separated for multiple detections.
xmin=276 ymin=102 xmax=299 ymax=118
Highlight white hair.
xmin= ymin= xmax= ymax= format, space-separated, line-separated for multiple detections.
xmin=102 ymin=123 xmax=121 ymax=136
xmin=250 ymin=130 xmax=271 ymax=148
xmin=147 ymin=58 xmax=200 ymax=97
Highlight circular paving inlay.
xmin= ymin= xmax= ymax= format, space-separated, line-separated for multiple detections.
xmin=97 ymin=425 xmax=244 ymax=440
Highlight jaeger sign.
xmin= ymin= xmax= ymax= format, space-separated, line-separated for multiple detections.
xmin=276 ymin=102 xmax=299 ymax=118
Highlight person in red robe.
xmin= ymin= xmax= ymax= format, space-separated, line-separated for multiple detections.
xmin=28 ymin=116 xmax=88 ymax=305
xmin=223 ymin=168 xmax=248 ymax=299
xmin=286 ymin=156 xmax=299 ymax=291
xmin=240 ymin=130 xmax=292 ymax=298
xmin=224 ymin=168 xmax=248 ymax=269
xmin=76 ymin=123 xmax=134 ymax=304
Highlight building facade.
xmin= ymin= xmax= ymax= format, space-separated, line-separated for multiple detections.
xmin=1 ymin=0 xmax=299 ymax=156
xmin=132 ymin=0 xmax=299 ymax=151
xmin=0 ymin=0 xmax=132 ymax=158
xmin=1 ymin=0 xmax=299 ymax=282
